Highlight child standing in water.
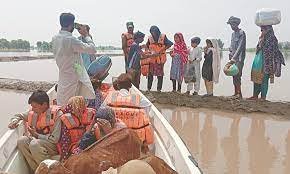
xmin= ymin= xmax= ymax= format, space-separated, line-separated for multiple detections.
xmin=170 ymin=33 xmax=189 ymax=92
xmin=185 ymin=37 xmax=202 ymax=95
xmin=202 ymin=39 xmax=221 ymax=97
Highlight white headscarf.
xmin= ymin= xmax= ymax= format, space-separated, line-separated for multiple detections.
xmin=207 ymin=38 xmax=221 ymax=83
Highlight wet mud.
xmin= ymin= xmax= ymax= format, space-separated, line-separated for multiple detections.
xmin=1 ymin=78 xmax=289 ymax=117
xmin=142 ymin=91 xmax=290 ymax=117
xmin=0 ymin=78 xmax=55 ymax=92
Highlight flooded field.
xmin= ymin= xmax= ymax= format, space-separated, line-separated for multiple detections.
xmin=0 ymin=51 xmax=290 ymax=173
xmin=0 ymin=51 xmax=289 ymax=101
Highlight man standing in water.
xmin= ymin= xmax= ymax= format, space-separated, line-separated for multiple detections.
xmin=52 ymin=13 xmax=97 ymax=106
xmin=122 ymin=22 xmax=134 ymax=71
xmin=227 ymin=16 xmax=246 ymax=98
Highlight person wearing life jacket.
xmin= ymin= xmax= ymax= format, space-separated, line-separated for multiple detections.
xmin=146 ymin=26 xmax=173 ymax=92
xmin=104 ymin=73 xmax=154 ymax=146
xmin=8 ymin=90 xmax=63 ymax=172
xmin=57 ymin=96 xmax=96 ymax=161
xmin=122 ymin=22 xmax=135 ymax=70
xmin=74 ymin=106 xmax=117 ymax=153
xmin=126 ymin=31 xmax=160 ymax=89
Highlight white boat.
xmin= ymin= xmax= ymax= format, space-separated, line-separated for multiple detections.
xmin=0 ymin=86 xmax=202 ymax=174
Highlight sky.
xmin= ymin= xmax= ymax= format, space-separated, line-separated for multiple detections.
xmin=0 ymin=0 xmax=289 ymax=48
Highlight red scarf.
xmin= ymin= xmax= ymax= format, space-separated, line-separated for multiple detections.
xmin=173 ymin=33 xmax=189 ymax=64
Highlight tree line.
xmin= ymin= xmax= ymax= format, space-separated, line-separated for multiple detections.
xmin=278 ymin=42 xmax=290 ymax=50
xmin=0 ymin=38 xmax=30 ymax=51
xmin=36 ymin=41 xmax=53 ymax=52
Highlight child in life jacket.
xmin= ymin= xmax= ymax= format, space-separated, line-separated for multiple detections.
xmin=74 ymin=106 xmax=118 ymax=153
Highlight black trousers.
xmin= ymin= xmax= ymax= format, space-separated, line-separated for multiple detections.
xmin=147 ymin=74 xmax=163 ymax=91
xmin=172 ymin=80 xmax=181 ymax=91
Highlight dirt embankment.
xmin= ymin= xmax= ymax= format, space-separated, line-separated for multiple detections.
xmin=0 ymin=56 xmax=54 ymax=62
xmin=0 ymin=78 xmax=55 ymax=92
xmin=142 ymin=91 xmax=290 ymax=116
xmin=1 ymin=78 xmax=289 ymax=117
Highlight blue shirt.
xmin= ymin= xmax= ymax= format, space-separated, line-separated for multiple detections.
xmin=229 ymin=29 xmax=246 ymax=62
xmin=127 ymin=42 xmax=142 ymax=70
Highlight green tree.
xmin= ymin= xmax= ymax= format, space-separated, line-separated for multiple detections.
xmin=41 ymin=41 xmax=50 ymax=52
xmin=0 ymin=38 xmax=10 ymax=49
xmin=10 ymin=40 xmax=18 ymax=49
xmin=49 ymin=41 xmax=53 ymax=51
xmin=284 ymin=42 xmax=290 ymax=50
xmin=36 ymin=41 xmax=42 ymax=51
xmin=217 ymin=39 xmax=224 ymax=49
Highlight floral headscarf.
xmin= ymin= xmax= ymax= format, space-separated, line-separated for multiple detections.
xmin=258 ymin=25 xmax=285 ymax=77
xmin=173 ymin=33 xmax=189 ymax=64
xmin=64 ymin=96 xmax=86 ymax=118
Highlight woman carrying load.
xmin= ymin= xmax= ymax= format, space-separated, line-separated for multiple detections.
xmin=248 ymin=25 xmax=285 ymax=101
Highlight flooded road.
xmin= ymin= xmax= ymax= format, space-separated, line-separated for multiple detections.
xmin=158 ymin=104 xmax=290 ymax=174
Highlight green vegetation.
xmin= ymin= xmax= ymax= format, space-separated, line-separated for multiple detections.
xmin=217 ymin=39 xmax=224 ymax=49
xmin=0 ymin=38 xmax=30 ymax=51
xmin=278 ymin=41 xmax=290 ymax=50
xmin=246 ymin=42 xmax=290 ymax=53
xmin=36 ymin=41 xmax=52 ymax=52
xmin=246 ymin=48 xmax=256 ymax=52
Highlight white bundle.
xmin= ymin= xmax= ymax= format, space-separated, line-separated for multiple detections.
xmin=255 ymin=8 xmax=281 ymax=26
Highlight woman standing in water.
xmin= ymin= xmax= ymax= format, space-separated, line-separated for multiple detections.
xmin=202 ymin=39 xmax=221 ymax=97
xmin=170 ymin=33 xmax=189 ymax=92
xmin=146 ymin=26 xmax=173 ymax=92
xmin=249 ymin=25 xmax=285 ymax=101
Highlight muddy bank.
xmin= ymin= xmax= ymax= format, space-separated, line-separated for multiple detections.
xmin=0 ymin=78 xmax=55 ymax=92
xmin=0 ymin=55 xmax=54 ymax=62
xmin=142 ymin=91 xmax=290 ymax=116
xmin=1 ymin=78 xmax=289 ymax=116
xmin=0 ymin=53 xmax=123 ymax=62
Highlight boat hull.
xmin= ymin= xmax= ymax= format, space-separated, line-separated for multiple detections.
xmin=0 ymin=86 xmax=201 ymax=174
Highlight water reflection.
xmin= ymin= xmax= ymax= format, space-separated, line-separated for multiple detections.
xmin=159 ymin=105 xmax=289 ymax=174
xmin=221 ymin=118 xmax=240 ymax=174
xmin=284 ymin=130 xmax=290 ymax=174
xmin=200 ymin=114 xmax=218 ymax=171
xmin=248 ymin=118 xmax=277 ymax=174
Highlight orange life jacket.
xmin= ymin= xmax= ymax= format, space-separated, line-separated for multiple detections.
xmin=106 ymin=91 xmax=154 ymax=145
xmin=100 ymin=83 xmax=113 ymax=100
xmin=58 ymin=108 xmax=96 ymax=152
xmin=148 ymin=34 xmax=167 ymax=64
xmin=140 ymin=51 xmax=155 ymax=76
xmin=107 ymin=91 xmax=141 ymax=108
xmin=123 ymin=32 xmax=134 ymax=55
xmin=81 ymin=108 xmax=96 ymax=127
xmin=27 ymin=105 xmax=62 ymax=135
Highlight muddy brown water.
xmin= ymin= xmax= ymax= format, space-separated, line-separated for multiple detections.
xmin=157 ymin=104 xmax=290 ymax=174
xmin=0 ymin=51 xmax=289 ymax=101
xmin=0 ymin=51 xmax=290 ymax=173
